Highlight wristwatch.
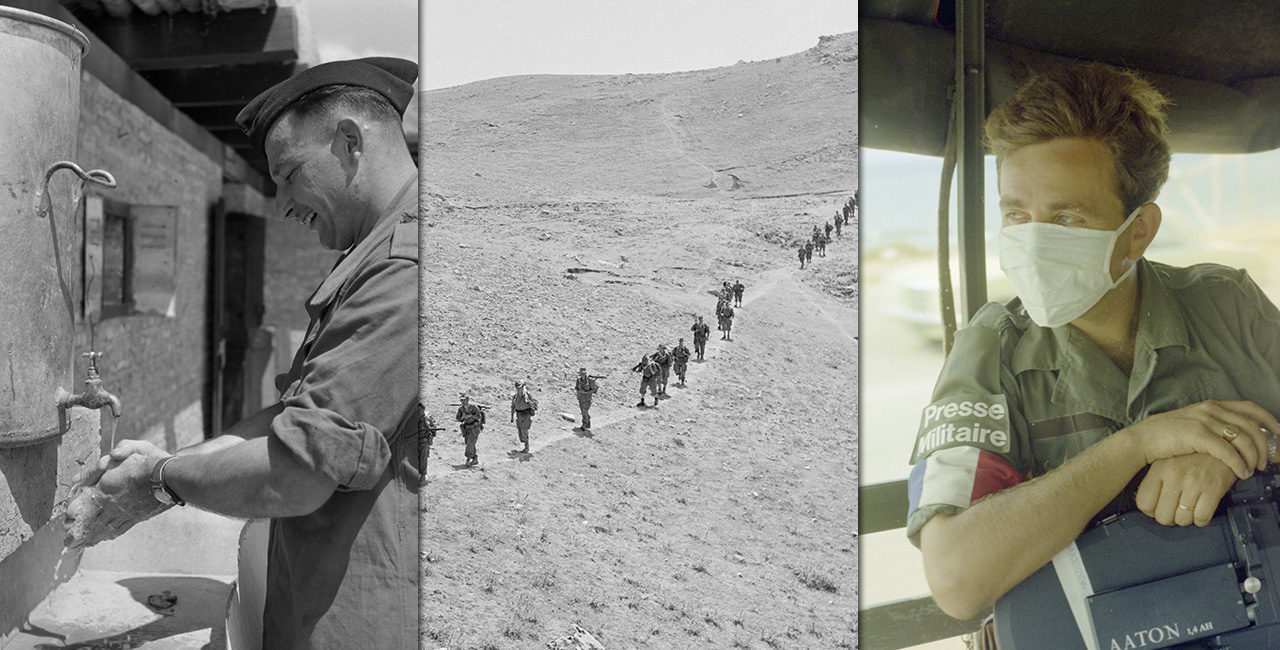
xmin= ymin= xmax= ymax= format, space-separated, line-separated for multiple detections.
xmin=150 ymin=455 xmax=185 ymax=506
xmin=1268 ymin=431 xmax=1278 ymax=468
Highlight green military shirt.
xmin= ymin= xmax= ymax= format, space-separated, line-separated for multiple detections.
xmin=905 ymin=259 xmax=1280 ymax=545
xmin=265 ymin=175 xmax=420 ymax=648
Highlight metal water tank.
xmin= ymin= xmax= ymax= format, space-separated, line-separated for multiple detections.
xmin=0 ymin=8 xmax=90 ymax=446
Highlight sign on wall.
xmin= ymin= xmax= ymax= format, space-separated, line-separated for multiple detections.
xmin=130 ymin=205 xmax=178 ymax=317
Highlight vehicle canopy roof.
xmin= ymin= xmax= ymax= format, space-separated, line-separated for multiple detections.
xmin=861 ymin=0 xmax=1280 ymax=156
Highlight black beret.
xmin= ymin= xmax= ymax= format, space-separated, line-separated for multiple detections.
xmin=236 ymin=56 xmax=417 ymax=156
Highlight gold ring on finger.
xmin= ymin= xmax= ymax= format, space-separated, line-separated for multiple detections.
xmin=1222 ymin=426 xmax=1240 ymax=441
xmin=1178 ymin=504 xmax=1193 ymax=511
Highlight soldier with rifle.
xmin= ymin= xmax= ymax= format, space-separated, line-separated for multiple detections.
xmin=418 ymin=403 xmax=444 ymax=477
xmin=653 ymin=344 xmax=673 ymax=395
xmin=671 ymin=338 xmax=691 ymax=386
xmin=631 ymin=354 xmax=661 ymax=408
xmin=574 ymin=368 xmax=600 ymax=431
xmin=454 ymin=394 xmax=487 ymax=467
xmin=691 ymin=315 xmax=711 ymax=361
xmin=718 ymin=302 xmax=735 ymax=341
xmin=509 ymin=381 xmax=537 ymax=454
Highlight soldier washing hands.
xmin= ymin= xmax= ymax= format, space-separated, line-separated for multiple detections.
xmin=68 ymin=57 xmax=422 ymax=648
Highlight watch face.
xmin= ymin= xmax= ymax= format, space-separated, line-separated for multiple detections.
xmin=152 ymin=483 xmax=176 ymax=505
xmin=150 ymin=457 xmax=179 ymax=505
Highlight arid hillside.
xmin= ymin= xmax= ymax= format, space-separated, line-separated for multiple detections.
xmin=420 ymin=32 xmax=857 ymax=650
xmin=421 ymin=32 xmax=856 ymax=201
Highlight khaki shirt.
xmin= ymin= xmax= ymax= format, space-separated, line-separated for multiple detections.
xmin=264 ymin=175 xmax=420 ymax=648
xmin=905 ymin=260 xmax=1280 ymax=545
xmin=511 ymin=392 xmax=536 ymax=413
xmin=456 ymin=403 xmax=485 ymax=431
xmin=672 ymin=345 xmax=691 ymax=362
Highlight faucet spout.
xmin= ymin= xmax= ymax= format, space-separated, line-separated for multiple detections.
xmin=56 ymin=352 xmax=122 ymax=418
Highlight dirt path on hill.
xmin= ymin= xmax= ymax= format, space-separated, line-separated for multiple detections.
xmin=421 ymin=205 xmax=857 ymax=649
xmin=424 ymin=268 xmax=792 ymax=479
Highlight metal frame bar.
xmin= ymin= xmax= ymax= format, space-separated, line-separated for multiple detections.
xmin=859 ymin=479 xmax=987 ymax=647
xmin=956 ymin=0 xmax=988 ymax=321
xmin=860 ymin=479 xmax=910 ymax=534
xmin=862 ymin=595 xmax=985 ymax=648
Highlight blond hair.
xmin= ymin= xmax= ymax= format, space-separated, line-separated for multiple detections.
xmin=985 ymin=62 xmax=1172 ymax=213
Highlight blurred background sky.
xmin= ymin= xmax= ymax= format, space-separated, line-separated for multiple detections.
xmin=306 ymin=0 xmax=416 ymax=63
xmin=421 ymin=0 xmax=857 ymax=90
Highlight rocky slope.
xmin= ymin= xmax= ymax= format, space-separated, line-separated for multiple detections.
xmin=419 ymin=32 xmax=858 ymax=650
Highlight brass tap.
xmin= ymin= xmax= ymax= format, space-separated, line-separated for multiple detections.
xmin=56 ymin=352 xmax=122 ymax=418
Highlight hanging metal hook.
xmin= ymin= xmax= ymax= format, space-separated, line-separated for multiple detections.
xmin=34 ymin=161 xmax=116 ymax=220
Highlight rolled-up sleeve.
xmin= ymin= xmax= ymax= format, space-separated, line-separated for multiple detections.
xmin=905 ymin=305 xmax=1030 ymax=546
xmin=271 ymin=256 xmax=418 ymax=490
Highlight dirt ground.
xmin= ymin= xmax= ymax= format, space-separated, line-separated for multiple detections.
xmin=419 ymin=31 xmax=857 ymax=649
xmin=419 ymin=194 xmax=857 ymax=649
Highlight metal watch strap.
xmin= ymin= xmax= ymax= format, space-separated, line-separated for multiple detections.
xmin=1268 ymin=431 xmax=1278 ymax=467
xmin=151 ymin=455 xmax=185 ymax=506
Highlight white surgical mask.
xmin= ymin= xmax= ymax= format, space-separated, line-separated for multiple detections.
xmin=998 ymin=206 xmax=1142 ymax=328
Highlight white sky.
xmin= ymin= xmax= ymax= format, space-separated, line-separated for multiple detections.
xmin=421 ymin=0 xmax=858 ymax=90
xmin=305 ymin=0 xmax=417 ymax=64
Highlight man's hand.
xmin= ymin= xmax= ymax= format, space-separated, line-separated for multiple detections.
xmin=1119 ymin=400 xmax=1277 ymax=478
xmin=76 ymin=439 xmax=169 ymax=488
xmin=64 ymin=440 xmax=172 ymax=549
xmin=1136 ymin=453 xmax=1237 ymax=527
xmin=64 ymin=450 xmax=171 ymax=548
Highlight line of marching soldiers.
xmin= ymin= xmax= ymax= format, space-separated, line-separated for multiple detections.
xmin=420 ymin=194 xmax=860 ymax=470
xmin=629 ymin=279 xmax=745 ymax=410
xmin=798 ymin=193 xmax=856 ymax=269
xmin=417 ymin=279 xmax=749 ymax=470
xmin=420 ymin=382 xmax=539 ymax=469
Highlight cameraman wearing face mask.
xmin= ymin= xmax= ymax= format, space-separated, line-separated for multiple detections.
xmin=905 ymin=63 xmax=1280 ymax=622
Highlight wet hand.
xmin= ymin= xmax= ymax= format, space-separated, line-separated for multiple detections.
xmin=1136 ymin=453 xmax=1236 ymax=527
xmin=1122 ymin=400 xmax=1277 ymax=479
xmin=74 ymin=439 xmax=169 ymax=488
xmin=64 ymin=441 xmax=171 ymax=548
xmin=63 ymin=457 xmax=170 ymax=548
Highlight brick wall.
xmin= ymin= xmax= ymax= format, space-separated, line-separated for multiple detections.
xmin=263 ymin=218 xmax=342 ymax=332
xmin=73 ymin=72 xmax=221 ymax=449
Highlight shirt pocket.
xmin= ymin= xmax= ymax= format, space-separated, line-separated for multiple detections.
xmin=1027 ymin=412 xmax=1119 ymax=474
